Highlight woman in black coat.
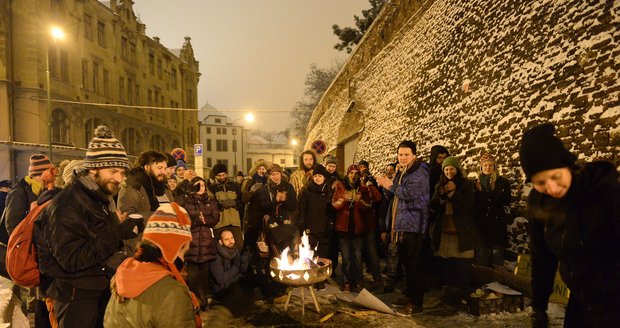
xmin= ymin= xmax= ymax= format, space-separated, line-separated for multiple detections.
xmin=430 ymin=156 xmax=477 ymax=303
xmin=520 ymin=123 xmax=620 ymax=328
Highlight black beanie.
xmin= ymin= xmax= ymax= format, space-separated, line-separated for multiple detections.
xmin=212 ymin=163 xmax=228 ymax=176
xmin=519 ymin=123 xmax=577 ymax=182
xmin=312 ymin=164 xmax=329 ymax=177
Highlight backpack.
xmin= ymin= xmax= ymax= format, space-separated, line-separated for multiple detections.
xmin=6 ymin=200 xmax=51 ymax=287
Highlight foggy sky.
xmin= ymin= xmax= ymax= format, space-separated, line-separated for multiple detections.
xmin=132 ymin=0 xmax=369 ymax=131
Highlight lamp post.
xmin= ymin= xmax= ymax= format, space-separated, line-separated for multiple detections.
xmin=232 ymin=113 xmax=254 ymax=173
xmin=46 ymin=26 xmax=65 ymax=162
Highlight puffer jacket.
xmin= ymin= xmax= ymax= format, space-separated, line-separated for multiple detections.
xmin=529 ymin=161 xmax=620 ymax=326
xmin=384 ymin=160 xmax=431 ymax=234
xmin=177 ymin=192 xmax=220 ymax=263
xmin=34 ymin=175 xmax=125 ymax=290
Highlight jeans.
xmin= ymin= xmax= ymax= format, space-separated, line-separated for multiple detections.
xmin=339 ymin=235 xmax=363 ymax=285
xmin=364 ymin=230 xmax=382 ymax=281
xmin=398 ymin=232 xmax=428 ymax=307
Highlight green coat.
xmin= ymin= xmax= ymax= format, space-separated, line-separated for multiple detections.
xmin=104 ymin=276 xmax=196 ymax=328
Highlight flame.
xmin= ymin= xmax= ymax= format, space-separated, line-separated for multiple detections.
xmin=275 ymin=231 xmax=317 ymax=271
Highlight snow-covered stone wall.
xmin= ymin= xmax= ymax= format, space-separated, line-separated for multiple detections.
xmin=306 ymin=0 xmax=619 ymax=208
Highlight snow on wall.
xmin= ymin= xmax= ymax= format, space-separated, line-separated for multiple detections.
xmin=306 ymin=0 xmax=619 ymax=210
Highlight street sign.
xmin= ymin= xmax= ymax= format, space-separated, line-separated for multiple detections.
xmin=194 ymin=144 xmax=203 ymax=157
xmin=310 ymin=140 xmax=327 ymax=155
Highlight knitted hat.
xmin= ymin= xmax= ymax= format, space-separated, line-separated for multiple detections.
xmin=175 ymin=160 xmax=187 ymax=170
xmin=324 ymin=156 xmax=337 ymax=166
xmin=212 ymin=163 xmax=228 ymax=176
xmin=29 ymin=154 xmax=55 ymax=176
xmin=313 ymin=164 xmax=329 ymax=177
xmin=347 ymin=164 xmax=360 ymax=174
xmin=62 ymin=160 xmax=84 ymax=185
xmin=358 ymin=160 xmax=369 ymax=168
xmin=142 ymin=203 xmax=192 ymax=263
xmin=170 ymin=148 xmax=187 ymax=162
xmin=441 ymin=156 xmax=462 ymax=171
xmin=480 ymin=153 xmax=496 ymax=171
xmin=519 ymin=123 xmax=577 ymax=182
xmin=0 ymin=180 xmax=11 ymax=188
xmin=268 ymin=163 xmax=283 ymax=174
xmin=83 ymin=126 xmax=130 ymax=169
xmin=165 ymin=153 xmax=177 ymax=168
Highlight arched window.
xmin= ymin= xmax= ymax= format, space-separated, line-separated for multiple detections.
xmin=84 ymin=118 xmax=104 ymax=147
xmin=150 ymin=134 xmax=165 ymax=152
xmin=121 ymin=127 xmax=138 ymax=155
xmin=51 ymin=108 xmax=70 ymax=144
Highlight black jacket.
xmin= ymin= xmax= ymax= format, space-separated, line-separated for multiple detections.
xmin=0 ymin=178 xmax=39 ymax=243
xmin=430 ymin=176 xmax=477 ymax=252
xmin=474 ymin=174 xmax=512 ymax=247
xmin=528 ymin=162 xmax=620 ymax=325
xmin=299 ymin=181 xmax=332 ymax=235
xmin=34 ymin=176 xmax=125 ymax=291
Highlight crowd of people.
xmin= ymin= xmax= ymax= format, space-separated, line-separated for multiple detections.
xmin=0 ymin=122 xmax=617 ymax=327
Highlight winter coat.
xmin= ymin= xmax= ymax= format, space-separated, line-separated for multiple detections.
xmin=177 ymin=193 xmax=220 ymax=263
xmin=299 ymin=181 xmax=332 ymax=235
xmin=34 ymin=175 xmax=125 ymax=291
xmin=429 ymin=145 xmax=450 ymax=196
xmin=332 ymin=179 xmax=372 ymax=236
xmin=290 ymin=168 xmax=313 ymax=197
xmin=241 ymin=172 xmax=268 ymax=233
xmin=474 ymin=174 xmax=512 ymax=247
xmin=0 ymin=178 xmax=39 ymax=243
xmin=104 ymin=259 xmax=195 ymax=328
xmin=209 ymin=181 xmax=243 ymax=229
xmin=209 ymin=243 xmax=248 ymax=294
xmin=384 ymin=160 xmax=431 ymax=234
xmin=430 ymin=176 xmax=477 ymax=252
xmin=260 ymin=181 xmax=298 ymax=246
xmin=528 ymin=162 xmax=620 ymax=324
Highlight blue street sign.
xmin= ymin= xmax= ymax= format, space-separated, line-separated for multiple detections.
xmin=194 ymin=144 xmax=203 ymax=156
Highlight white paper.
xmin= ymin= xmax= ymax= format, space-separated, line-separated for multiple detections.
xmin=353 ymin=288 xmax=397 ymax=315
xmin=483 ymin=281 xmax=523 ymax=295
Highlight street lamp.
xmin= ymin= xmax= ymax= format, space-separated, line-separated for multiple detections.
xmin=46 ymin=26 xmax=65 ymax=162
xmin=232 ymin=113 xmax=253 ymax=173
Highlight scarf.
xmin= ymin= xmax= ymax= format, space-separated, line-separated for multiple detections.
xmin=216 ymin=242 xmax=239 ymax=260
xmin=252 ymin=172 xmax=267 ymax=184
xmin=25 ymin=176 xmax=44 ymax=196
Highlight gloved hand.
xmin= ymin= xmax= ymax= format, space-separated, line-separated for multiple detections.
xmin=531 ymin=308 xmax=548 ymax=328
xmin=220 ymin=199 xmax=237 ymax=209
xmin=118 ymin=218 xmax=141 ymax=239
xmin=250 ymin=182 xmax=263 ymax=193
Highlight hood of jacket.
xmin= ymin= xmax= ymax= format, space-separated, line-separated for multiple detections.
xmin=114 ymin=258 xmax=173 ymax=299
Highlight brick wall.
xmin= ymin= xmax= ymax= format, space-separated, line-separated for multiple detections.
xmin=306 ymin=0 xmax=619 ymax=207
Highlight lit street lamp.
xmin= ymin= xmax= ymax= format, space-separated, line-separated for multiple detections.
xmin=46 ymin=26 xmax=65 ymax=162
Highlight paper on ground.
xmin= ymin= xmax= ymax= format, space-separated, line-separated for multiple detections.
xmin=353 ymin=288 xmax=397 ymax=315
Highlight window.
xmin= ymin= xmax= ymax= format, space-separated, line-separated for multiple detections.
xmin=51 ymin=0 xmax=63 ymax=21
xmin=215 ymin=118 xmax=221 ymax=123
xmin=135 ymin=84 xmax=140 ymax=105
xmin=85 ymin=118 xmax=104 ymax=146
xmin=170 ymin=68 xmax=177 ymax=88
xmin=206 ymin=127 xmax=211 ymax=134
xmin=48 ymin=47 xmax=59 ymax=79
xmin=157 ymin=59 xmax=162 ymax=79
xmin=121 ymin=128 xmax=138 ymax=155
xmin=60 ymin=50 xmax=69 ymax=82
xmin=206 ymin=139 xmax=212 ymax=151
xmin=130 ymin=43 xmax=136 ymax=63
xmin=119 ymin=77 xmax=125 ymax=102
xmin=103 ymin=69 xmax=109 ymax=96
xmin=97 ymin=21 xmax=106 ymax=47
xmin=83 ymin=13 xmax=92 ymax=40
xmin=207 ymin=158 xmax=212 ymax=168
xmin=148 ymin=53 xmax=154 ymax=74
xmin=232 ymin=139 xmax=237 ymax=152
xmin=216 ymin=159 xmax=228 ymax=167
xmin=154 ymin=89 xmax=160 ymax=106
xmin=51 ymin=109 xmax=70 ymax=144
xmin=280 ymin=158 xmax=286 ymax=165
xmin=81 ymin=59 xmax=88 ymax=89
xmin=216 ymin=128 xmax=221 ymax=135
xmin=92 ymin=62 xmax=99 ymax=93
xmin=216 ymin=139 xmax=228 ymax=152
xmin=147 ymin=89 xmax=152 ymax=106
xmin=150 ymin=135 xmax=165 ymax=152
xmin=127 ymin=78 xmax=133 ymax=105
xmin=222 ymin=128 xmax=227 ymax=135
xmin=120 ymin=37 xmax=128 ymax=59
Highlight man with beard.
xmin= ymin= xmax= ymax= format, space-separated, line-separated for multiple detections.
xmin=290 ymin=150 xmax=317 ymax=198
xmin=210 ymin=163 xmax=244 ymax=250
xmin=35 ymin=126 xmax=142 ymax=327
xmin=118 ymin=151 xmax=173 ymax=254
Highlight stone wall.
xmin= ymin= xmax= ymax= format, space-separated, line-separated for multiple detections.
xmin=306 ymin=0 xmax=619 ymax=207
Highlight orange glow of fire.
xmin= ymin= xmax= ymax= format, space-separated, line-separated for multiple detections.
xmin=275 ymin=231 xmax=317 ymax=271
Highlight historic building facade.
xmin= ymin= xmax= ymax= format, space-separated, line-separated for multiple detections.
xmin=0 ymin=0 xmax=200 ymax=179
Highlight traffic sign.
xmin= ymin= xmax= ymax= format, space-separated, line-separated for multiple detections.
xmin=311 ymin=140 xmax=327 ymax=155
xmin=194 ymin=144 xmax=203 ymax=156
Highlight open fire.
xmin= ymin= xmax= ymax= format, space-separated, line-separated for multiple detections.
xmin=270 ymin=231 xmax=332 ymax=286
xmin=275 ymin=231 xmax=316 ymax=271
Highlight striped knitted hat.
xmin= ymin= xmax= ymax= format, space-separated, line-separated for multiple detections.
xmin=142 ymin=203 xmax=192 ymax=263
xmin=83 ymin=126 xmax=130 ymax=169
xmin=29 ymin=154 xmax=55 ymax=176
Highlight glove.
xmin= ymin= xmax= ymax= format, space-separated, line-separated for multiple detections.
xmin=220 ymin=199 xmax=237 ymax=209
xmin=250 ymin=182 xmax=263 ymax=193
xmin=531 ymin=308 xmax=548 ymax=328
xmin=118 ymin=218 xmax=141 ymax=239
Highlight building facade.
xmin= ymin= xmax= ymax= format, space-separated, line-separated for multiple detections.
xmin=0 ymin=0 xmax=200 ymax=179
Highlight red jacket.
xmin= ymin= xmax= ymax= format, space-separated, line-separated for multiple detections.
xmin=331 ymin=181 xmax=373 ymax=235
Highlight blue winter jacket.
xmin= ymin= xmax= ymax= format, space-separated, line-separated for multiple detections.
xmin=384 ymin=160 xmax=430 ymax=234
